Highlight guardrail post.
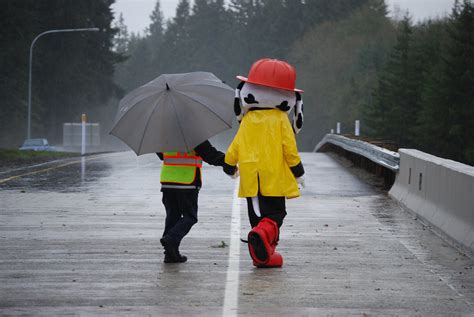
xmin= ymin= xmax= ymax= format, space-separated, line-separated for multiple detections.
xmin=336 ymin=122 xmax=341 ymax=134
xmin=355 ymin=120 xmax=360 ymax=136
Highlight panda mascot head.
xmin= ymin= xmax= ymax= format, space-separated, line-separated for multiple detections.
xmin=234 ymin=58 xmax=304 ymax=134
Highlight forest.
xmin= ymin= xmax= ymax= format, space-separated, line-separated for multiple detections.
xmin=0 ymin=0 xmax=473 ymax=165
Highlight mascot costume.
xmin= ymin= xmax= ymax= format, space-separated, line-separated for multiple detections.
xmin=223 ymin=58 xmax=305 ymax=268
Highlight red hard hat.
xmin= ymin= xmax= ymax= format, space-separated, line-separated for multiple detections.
xmin=237 ymin=58 xmax=303 ymax=92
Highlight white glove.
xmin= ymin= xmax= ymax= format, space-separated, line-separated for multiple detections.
xmin=296 ymin=176 xmax=305 ymax=189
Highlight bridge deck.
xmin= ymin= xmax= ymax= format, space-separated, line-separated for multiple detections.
xmin=0 ymin=152 xmax=473 ymax=316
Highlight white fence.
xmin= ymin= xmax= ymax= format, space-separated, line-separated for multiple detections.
xmin=63 ymin=123 xmax=100 ymax=151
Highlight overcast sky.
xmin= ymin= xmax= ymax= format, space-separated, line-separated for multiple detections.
xmin=112 ymin=0 xmax=456 ymax=35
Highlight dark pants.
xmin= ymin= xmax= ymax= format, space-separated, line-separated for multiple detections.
xmin=246 ymin=195 xmax=286 ymax=228
xmin=161 ymin=189 xmax=199 ymax=246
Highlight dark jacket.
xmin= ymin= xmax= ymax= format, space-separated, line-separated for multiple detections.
xmin=157 ymin=140 xmax=225 ymax=190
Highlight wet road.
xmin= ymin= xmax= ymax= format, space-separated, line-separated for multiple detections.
xmin=0 ymin=152 xmax=473 ymax=316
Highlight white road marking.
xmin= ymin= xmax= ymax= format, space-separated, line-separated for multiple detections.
xmin=222 ymin=179 xmax=242 ymax=317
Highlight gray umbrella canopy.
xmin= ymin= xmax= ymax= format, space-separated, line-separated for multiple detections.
xmin=110 ymin=72 xmax=234 ymax=155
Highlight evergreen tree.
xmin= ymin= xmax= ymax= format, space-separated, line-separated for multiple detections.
xmin=113 ymin=13 xmax=132 ymax=92
xmin=148 ymin=0 xmax=164 ymax=40
xmin=147 ymin=0 xmax=165 ymax=76
xmin=35 ymin=0 xmax=123 ymax=142
xmin=161 ymin=0 xmax=191 ymax=73
xmin=116 ymin=33 xmax=155 ymax=91
xmin=303 ymin=0 xmax=371 ymax=25
xmin=187 ymin=0 xmax=233 ymax=78
xmin=291 ymin=0 xmax=396 ymax=149
xmin=228 ymin=0 xmax=263 ymax=68
xmin=417 ymin=0 xmax=474 ymax=164
xmin=0 ymin=0 xmax=122 ymax=146
xmin=148 ymin=0 xmax=164 ymax=52
xmin=114 ymin=13 xmax=129 ymax=54
xmin=365 ymin=16 xmax=421 ymax=145
xmin=409 ymin=19 xmax=448 ymax=146
xmin=0 ymin=1 xmax=34 ymax=146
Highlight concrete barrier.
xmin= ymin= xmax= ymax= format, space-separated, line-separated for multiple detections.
xmin=389 ymin=149 xmax=474 ymax=252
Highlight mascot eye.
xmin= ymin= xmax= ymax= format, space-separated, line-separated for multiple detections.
xmin=277 ymin=101 xmax=290 ymax=112
xmin=244 ymin=94 xmax=259 ymax=104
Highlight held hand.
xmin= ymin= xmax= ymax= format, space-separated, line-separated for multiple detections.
xmin=231 ymin=166 xmax=239 ymax=179
xmin=296 ymin=176 xmax=305 ymax=189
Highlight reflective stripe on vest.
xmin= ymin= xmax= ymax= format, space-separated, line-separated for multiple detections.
xmin=160 ymin=151 xmax=202 ymax=184
xmin=163 ymin=152 xmax=203 ymax=168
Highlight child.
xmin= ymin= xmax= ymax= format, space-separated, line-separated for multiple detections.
xmin=158 ymin=140 xmax=225 ymax=263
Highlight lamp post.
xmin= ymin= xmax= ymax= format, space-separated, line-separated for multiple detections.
xmin=27 ymin=27 xmax=99 ymax=140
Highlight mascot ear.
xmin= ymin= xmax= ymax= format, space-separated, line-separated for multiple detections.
xmin=293 ymin=92 xmax=304 ymax=134
xmin=234 ymin=81 xmax=245 ymax=123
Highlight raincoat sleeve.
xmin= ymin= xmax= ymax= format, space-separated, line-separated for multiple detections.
xmin=223 ymin=136 xmax=239 ymax=175
xmin=282 ymin=118 xmax=305 ymax=178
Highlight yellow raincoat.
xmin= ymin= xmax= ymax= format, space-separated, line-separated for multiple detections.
xmin=225 ymin=109 xmax=302 ymax=199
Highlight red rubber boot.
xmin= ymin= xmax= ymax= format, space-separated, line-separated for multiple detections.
xmin=254 ymin=251 xmax=283 ymax=268
xmin=248 ymin=218 xmax=283 ymax=268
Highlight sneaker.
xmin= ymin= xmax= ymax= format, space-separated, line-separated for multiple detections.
xmin=164 ymin=253 xmax=187 ymax=263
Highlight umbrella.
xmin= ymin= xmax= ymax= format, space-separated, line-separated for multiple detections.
xmin=110 ymin=72 xmax=234 ymax=155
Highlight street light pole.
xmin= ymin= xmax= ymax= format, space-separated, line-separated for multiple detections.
xmin=27 ymin=27 xmax=100 ymax=140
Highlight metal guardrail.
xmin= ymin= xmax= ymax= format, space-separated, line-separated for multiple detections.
xmin=314 ymin=134 xmax=400 ymax=172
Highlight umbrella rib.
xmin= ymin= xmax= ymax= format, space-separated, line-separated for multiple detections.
xmin=179 ymin=83 xmax=231 ymax=90
xmin=110 ymin=92 xmax=161 ymax=135
xmin=136 ymin=92 xmax=166 ymax=155
xmin=173 ymin=90 xmax=233 ymax=128
xmin=178 ymin=83 xmax=234 ymax=100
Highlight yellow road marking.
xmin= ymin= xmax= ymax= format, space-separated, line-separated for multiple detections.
xmin=0 ymin=155 xmax=105 ymax=185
